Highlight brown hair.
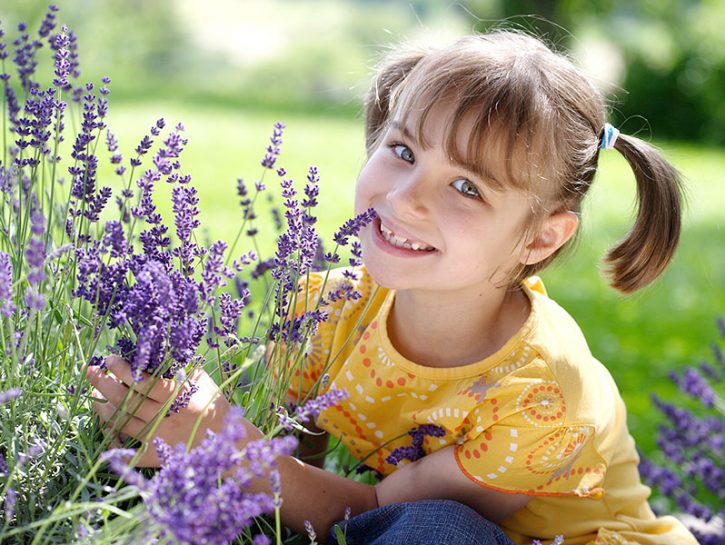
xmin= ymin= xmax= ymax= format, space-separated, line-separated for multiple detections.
xmin=363 ymin=31 xmax=682 ymax=293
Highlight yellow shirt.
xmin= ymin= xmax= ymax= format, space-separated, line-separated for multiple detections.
xmin=287 ymin=268 xmax=698 ymax=545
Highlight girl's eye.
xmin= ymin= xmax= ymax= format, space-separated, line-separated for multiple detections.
xmin=392 ymin=144 xmax=415 ymax=163
xmin=451 ymin=178 xmax=481 ymax=199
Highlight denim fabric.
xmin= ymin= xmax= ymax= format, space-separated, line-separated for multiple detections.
xmin=328 ymin=499 xmax=515 ymax=545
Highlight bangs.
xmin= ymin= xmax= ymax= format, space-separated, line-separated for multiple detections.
xmin=388 ymin=37 xmax=560 ymax=196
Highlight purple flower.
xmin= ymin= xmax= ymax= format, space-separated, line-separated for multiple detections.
xmin=104 ymin=407 xmax=297 ymax=545
xmin=261 ymin=122 xmax=285 ymax=169
xmin=113 ymin=260 xmax=205 ymax=380
xmin=295 ymin=388 xmax=349 ymax=423
xmin=639 ymin=457 xmax=682 ymax=496
xmin=4 ymin=486 xmax=17 ymax=522
xmin=12 ymin=22 xmax=42 ymax=92
xmin=0 ymin=387 xmax=22 ymax=405
xmin=641 ymin=319 xmax=725 ymax=540
xmin=52 ymin=27 xmax=71 ymax=89
xmin=25 ymin=211 xmax=46 ymax=285
xmin=0 ymin=251 xmax=15 ymax=317
xmin=100 ymin=449 xmax=146 ymax=489
xmin=386 ymin=424 xmax=446 ymax=466
xmin=349 ymin=240 xmax=363 ymax=267
xmin=166 ymin=379 xmax=199 ymax=416
xmin=213 ymin=292 xmax=246 ymax=346
xmin=670 ymin=367 xmax=717 ymax=408
xmin=332 ymin=208 xmax=376 ymax=247
xmin=13 ymin=87 xmax=56 ymax=164
xmin=102 ymin=220 xmax=128 ymax=258
xmin=304 ymin=520 xmax=317 ymax=542
xmin=302 ymin=166 xmax=319 ymax=224
xmin=38 ymin=5 xmax=60 ymax=39
xmin=171 ymin=185 xmax=201 ymax=274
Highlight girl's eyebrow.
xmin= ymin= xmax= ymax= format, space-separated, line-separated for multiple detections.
xmin=389 ymin=120 xmax=414 ymax=140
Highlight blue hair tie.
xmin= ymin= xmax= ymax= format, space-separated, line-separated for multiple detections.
xmin=600 ymin=123 xmax=620 ymax=150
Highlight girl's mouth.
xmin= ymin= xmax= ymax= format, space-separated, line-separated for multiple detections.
xmin=377 ymin=218 xmax=436 ymax=252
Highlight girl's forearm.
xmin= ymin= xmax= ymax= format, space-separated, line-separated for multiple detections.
xmin=277 ymin=455 xmax=379 ymax=542
xmin=238 ymin=418 xmax=376 ymax=542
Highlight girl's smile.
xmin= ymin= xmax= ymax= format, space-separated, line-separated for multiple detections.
xmin=372 ymin=215 xmax=438 ymax=255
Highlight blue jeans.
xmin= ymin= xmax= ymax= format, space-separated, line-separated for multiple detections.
xmin=327 ymin=499 xmax=514 ymax=545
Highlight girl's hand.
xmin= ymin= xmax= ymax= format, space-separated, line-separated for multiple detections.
xmin=85 ymin=355 xmax=230 ymax=467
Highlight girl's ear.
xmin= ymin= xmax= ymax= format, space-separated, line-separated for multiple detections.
xmin=521 ymin=211 xmax=579 ymax=265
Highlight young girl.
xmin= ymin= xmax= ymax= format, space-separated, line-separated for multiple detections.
xmin=87 ymin=31 xmax=699 ymax=545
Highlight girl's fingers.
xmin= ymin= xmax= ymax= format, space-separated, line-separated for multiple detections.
xmin=92 ymin=392 xmax=151 ymax=439
xmin=87 ymin=364 xmax=166 ymax=423
xmin=102 ymin=426 xmax=126 ymax=447
xmin=103 ymin=355 xmax=179 ymax=404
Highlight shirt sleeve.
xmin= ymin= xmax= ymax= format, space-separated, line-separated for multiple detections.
xmin=454 ymin=422 xmax=606 ymax=498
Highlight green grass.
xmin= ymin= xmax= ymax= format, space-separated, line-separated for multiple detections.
xmin=105 ymin=100 xmax=725 ymax=457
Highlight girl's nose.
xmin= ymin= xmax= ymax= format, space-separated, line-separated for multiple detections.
xmin=387 ymin=176 xmax=430 ymax=220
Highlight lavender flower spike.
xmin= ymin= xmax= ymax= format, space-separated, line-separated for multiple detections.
xmin=52 ymin=27 xmax=71 ymax=89
xmin=0 ymin=251 xmax=15 ymax=317
xmin=261 ymin=122 xmax=285 ymax=169
xmin=105 ymin=407 xmax=297 ymax=544
xmin=4 ymin=487 xmax=17 ymax=522
xmin=332 ymin=208 xmax=376 ymax=246
xmin=0 ymin=387 xmax=22 ymax=405
xmin=295 ymin=388 xmax=350 ymax=423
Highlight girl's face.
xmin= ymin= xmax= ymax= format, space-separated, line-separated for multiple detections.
xmin=355 ymin=103 xmax=536 ymax=297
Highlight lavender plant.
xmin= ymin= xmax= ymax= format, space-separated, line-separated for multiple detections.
xmin=0 ymin=6 xmax=368 ymax=544
xmin=639 ymin=317 xmax=725 ymax=545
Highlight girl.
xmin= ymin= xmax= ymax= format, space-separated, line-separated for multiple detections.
xmin=87 ymin=31 xmax=699 ymax=545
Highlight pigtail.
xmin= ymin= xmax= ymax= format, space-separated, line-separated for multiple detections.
xmin=364 ymin=47 xmax=426 ymax=152
xmin=603 ymin=134 xmax=683 ymax=293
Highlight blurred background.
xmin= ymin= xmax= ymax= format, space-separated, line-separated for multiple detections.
xmin=1 ymin=0 xmax=724 ymax=456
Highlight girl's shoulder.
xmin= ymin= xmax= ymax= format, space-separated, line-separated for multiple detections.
xmin=516 ymin=278 xmax=625 ymax=430
xmin=522 ymin=277 xmax=599 ymax=379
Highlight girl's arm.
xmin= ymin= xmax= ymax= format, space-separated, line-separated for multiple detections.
xmin=87 ymin=357 xmax=529 ymax=541
xmin=274 ymin=441 xmax=531 ymax=541
xmin=284 ymin=392 xmax=329 ymax=469
xmin=295 ymin=417 xmax=330 ymax=469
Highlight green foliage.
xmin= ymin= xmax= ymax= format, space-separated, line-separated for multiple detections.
xmin=464 ymin=0 xmax=725 ymax=143
xmin=9 ymin=0 xmax=722 ymax=141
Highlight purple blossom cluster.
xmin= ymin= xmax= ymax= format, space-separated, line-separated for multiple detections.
xmin=277 ymin=388 xmax=350 ymax=431
xmin=72 ymin=118 xmax=251 ymax=383
xmin=75 ymin=236 xmax=207 ymax=380
xmin=639 ymin=318 xmax=725 ymax=545
xmin=295 ymin=388 xmax=349 ymax=423
xmin=65 ymin=78 xmax=113 ymax=240
xmin=103 ymin=407 xmax=296 ymax=544
xmin=0 ymin=387 xmax=22 ymax=405
xmin=261 ymin=122 xmax=284 ymax=170
xmin=386 ymin=424 xmax=446 ymax=466
xmin=13 ymin=87 xmax=57 ymax=167
xmin=0 ymin=6 xmax=453 ymax=542
xmin=0 ymin=251 xmax=15 ymax=317
xmin=24 ymin=210 xmax=46 ymax=311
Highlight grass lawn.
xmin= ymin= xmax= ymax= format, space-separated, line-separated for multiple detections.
xmin=105 ymin=100 xmax=725 ymax=457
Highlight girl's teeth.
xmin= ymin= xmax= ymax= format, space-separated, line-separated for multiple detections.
xmin=379 ymin=222 xmax=432 ymax=251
